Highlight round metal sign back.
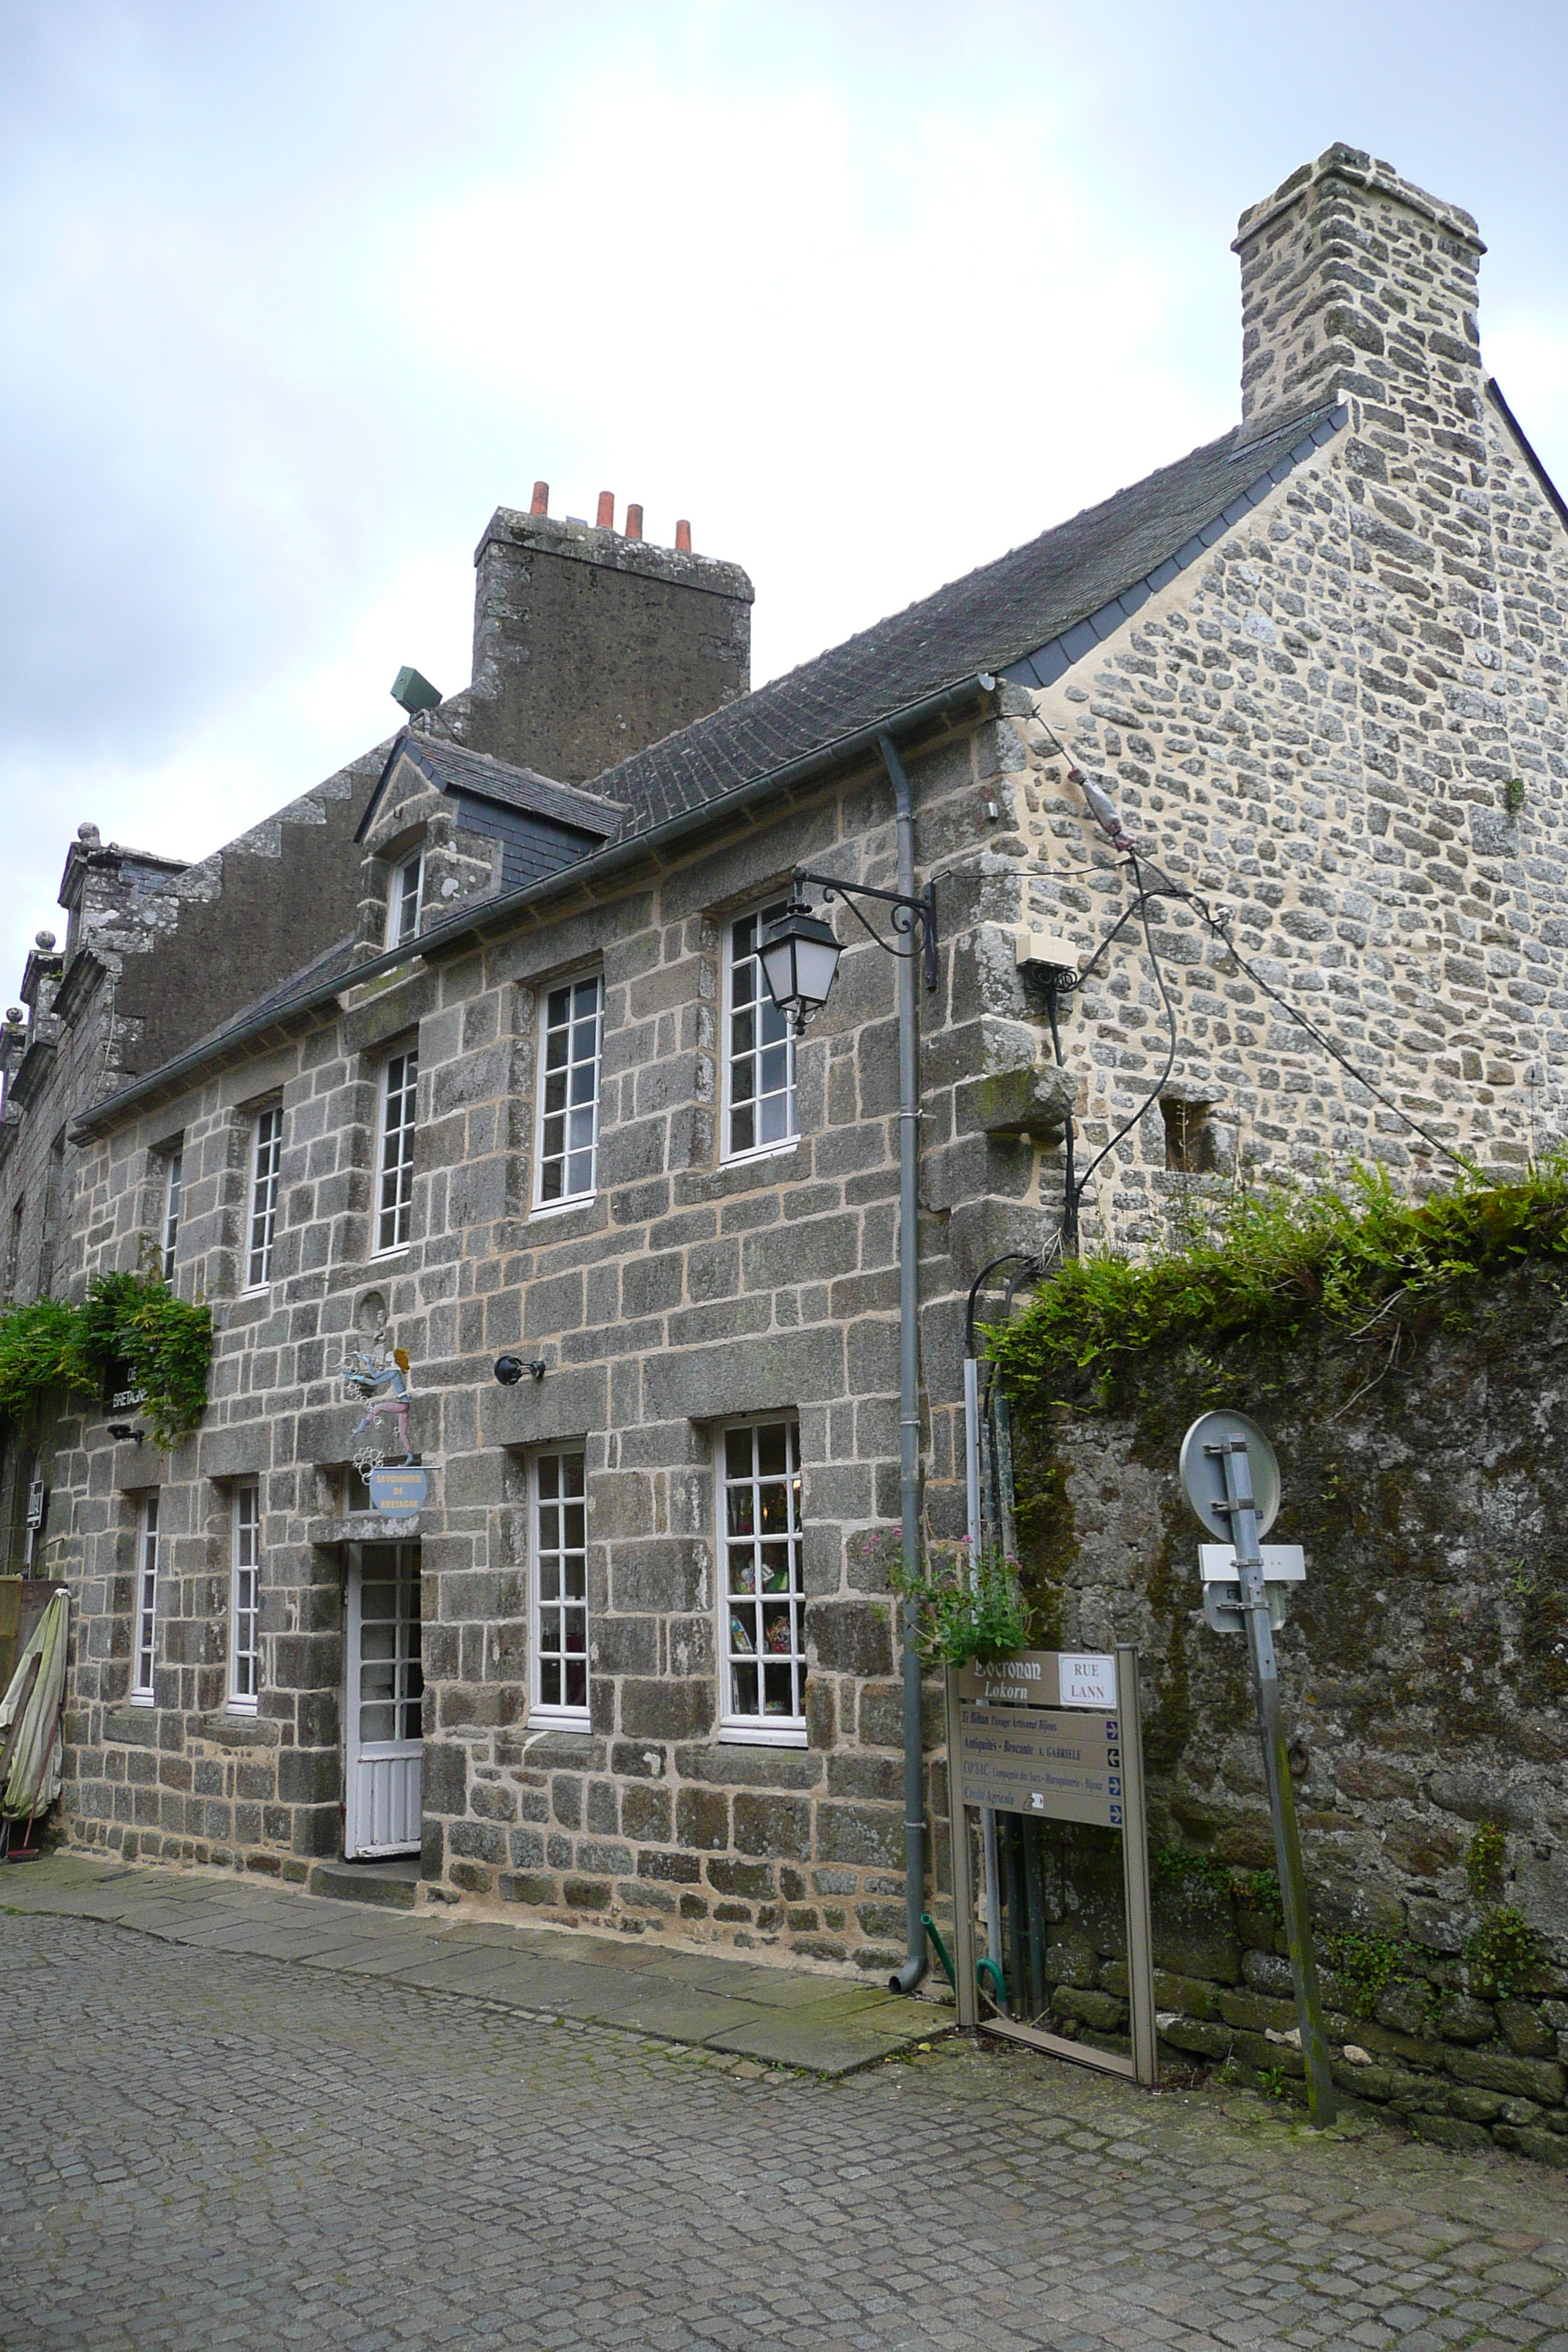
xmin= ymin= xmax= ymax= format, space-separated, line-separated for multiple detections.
xmin=1179 ymin=1410 xmax=1281 ymax=1538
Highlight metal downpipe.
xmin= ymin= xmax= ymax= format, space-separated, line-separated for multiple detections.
xmin=879 ymin=728 xmax=928 ymax=1997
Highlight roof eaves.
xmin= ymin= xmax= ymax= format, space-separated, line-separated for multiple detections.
xmin=1003 ymin=404 xmax=1347 ymax=691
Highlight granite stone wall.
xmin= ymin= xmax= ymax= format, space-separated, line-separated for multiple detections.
xmin=22 ymin=146 xmax=1568 ymax=2002
xmin=998 ymin=1248 xmax=1568 ymax=2162
xmin=48 ymin=712 xmax=1058 ymax=1964
xmin=1011 ymin=156 xmax=1568 ymax=1253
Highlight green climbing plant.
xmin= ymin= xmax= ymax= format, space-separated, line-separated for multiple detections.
xmin=1321 ymin=1928 xmax=1407 ymax=2019
xmin=1464 ymin=1906 xmax=1545 ymax=1999
xmin=1466 ymin=1822 xmax=1508 ymax=1905
xmin=0 ymin=1268 xmax=211 ymax=1449
xmin=1147 ymin=1845 xmax=1237 ymax=1907
xmin=889 ymin=1542 xmax=1033 ymax=1668
xmin=987 ymin=1158 xmax=1568 ymax=1405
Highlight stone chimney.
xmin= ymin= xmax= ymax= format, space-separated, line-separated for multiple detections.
xmin=459 ymin=499 xmax=753 ymax=786
xmin=1234 ymin=143 xmax=1486 ymax=432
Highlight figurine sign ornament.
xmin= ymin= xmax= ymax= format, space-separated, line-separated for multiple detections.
xmin=341 ymin=1345 xmax=413 ymax=1463
xmin=1179 ymin=1409 xmax=1336 ymax=2125
xmin=339 ymin=1340 xmax=425 ymax=1523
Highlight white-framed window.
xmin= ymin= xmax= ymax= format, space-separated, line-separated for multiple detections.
xmin=161 ymin=1143 xmax=183 ymax=1283
xmin=531 ymin=1449 xmax=589 ymax=1725
xmin=246 ymin=1107 xmax=282 ymax=1290
xmin=130 ymin=1493 xmax=159 ymax=1704
xmin=375 ymin=1048 xmax=419 ymax=1254
xmin=535 ymin=975 xmax=603 ymax=1210
xmin=719 ymin=1419 xmax=806 ymax=1744
xmin=387 ymin=851 xmax=424 ymax=947
xmin=230 ymin=1482 xmax=261 ymax=1714
xmin=723 ymin=901 xmax=796 ymax=1161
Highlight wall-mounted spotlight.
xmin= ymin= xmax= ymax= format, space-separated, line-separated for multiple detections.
xmin=391 ymin=665 xmax=442 ymax=717
xmin=493 ymin=1355 xmax=547 ymax=1386
xmin=107 ymin=1423 xmax=145 ymax=1444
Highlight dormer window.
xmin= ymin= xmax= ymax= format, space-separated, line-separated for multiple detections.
xmin=388 ymin=851 xmax=424 ymax=947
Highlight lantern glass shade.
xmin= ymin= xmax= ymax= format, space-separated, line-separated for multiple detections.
xmin=759 ymin=902 xmax=842 ymax=1027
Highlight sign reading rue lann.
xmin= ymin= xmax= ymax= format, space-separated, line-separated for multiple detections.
xmin=957 ymin=1648 xmax=1117 ymax=1711
xmin=956 ymin=1703 xmax=1124 ymax=1827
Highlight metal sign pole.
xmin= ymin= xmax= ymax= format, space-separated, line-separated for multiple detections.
xmin=1213 ymin=1437 xmax=1335 ymax=2124
xmin=946 ymin=1666 xmax=979 ymax=2032
xmin=1115 ymin=1645 xmax=1157 ymax=2087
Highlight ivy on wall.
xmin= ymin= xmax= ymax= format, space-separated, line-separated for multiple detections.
xmin=0 ymin=1270 xmax=212 ymax=1449
xmin=990 ymin=1157 xmax=1568 ymax=1405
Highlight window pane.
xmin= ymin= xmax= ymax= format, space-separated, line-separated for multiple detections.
xmin=727 ymin=908 xmax=796 ymax=1159
xmin=132 ymin=1495 xmax=159 ymax=1698
xmin=534 ymin=1449 xmax=589 ymax=1719
xmin=247 ymin=1107 xmax=282 ymax=1288
xmin=720 ymin=1421 xmax=804 ymax=1727
xmin=162 ymin=1145 xmax=183 ymax=1282
xmin=376 ymin=1051 xmax=418 ymax=1252
xmin=230 ymin=1483 xmax=261 ymax=1711
xmin=537 ymin=977 xmax=603 ymax=1205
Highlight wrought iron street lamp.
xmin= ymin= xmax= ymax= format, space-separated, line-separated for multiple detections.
xmin=759 ymin=870 xmax=938 ymax=1033
xmin=756 ymin=897 xmax=843 ymax=1030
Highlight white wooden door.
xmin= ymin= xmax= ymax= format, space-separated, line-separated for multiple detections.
xmin=344 ymin=1545 xmax=423 ymax=1858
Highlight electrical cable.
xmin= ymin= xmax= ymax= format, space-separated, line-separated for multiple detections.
xmin=1043 ymin=719 xmax=1474 ymax=1177
xmin=1066 ymin=849 xmax=1181 ymax=1204
xmin=1186 ymin=899 xmax=1473 ymax=1175
xmin=965 ymin=1250 xmax=1040 ymax=1360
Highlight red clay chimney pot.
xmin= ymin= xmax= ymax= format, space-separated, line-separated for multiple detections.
xmin=531 ymin=480 xmax=549 ymax=516
xmin=625 ymin=503 xmax=644 ymax=541
xmin=597 ymin=491 xmax=615 ymax=529
xmin=675 ymin=519 xmax=692 ymax=553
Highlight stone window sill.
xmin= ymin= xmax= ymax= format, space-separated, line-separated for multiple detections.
xmin=529 ymin=1195 xmax=598 ymax=1225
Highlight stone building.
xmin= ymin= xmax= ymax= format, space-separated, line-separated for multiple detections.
xmin=7 ymin=145 xmax=1568 ymax=1974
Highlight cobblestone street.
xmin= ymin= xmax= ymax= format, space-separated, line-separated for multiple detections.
xmin=4 ymin=1905 xmax=1568 ymax=2351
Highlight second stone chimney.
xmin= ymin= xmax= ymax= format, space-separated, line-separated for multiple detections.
xmin=460 ymin=496 xmax=753 ymax=786
xmin=1233 ymin=143 xmax=1486 ymax=432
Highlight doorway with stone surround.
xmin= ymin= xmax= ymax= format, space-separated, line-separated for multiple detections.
xmin=344 ymin=1543 xmax=423 ymax=1858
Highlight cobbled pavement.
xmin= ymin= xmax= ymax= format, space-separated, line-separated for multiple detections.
xmin=3 ymin=1911 xmax=1568 ymax=2352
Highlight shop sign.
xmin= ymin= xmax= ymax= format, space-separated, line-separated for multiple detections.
xmin=368 ymin=1464 xmax=426 ymax=1518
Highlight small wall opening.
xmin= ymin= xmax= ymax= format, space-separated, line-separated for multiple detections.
xmin=1161 ymin=1098 xmax=1217 ymax=1175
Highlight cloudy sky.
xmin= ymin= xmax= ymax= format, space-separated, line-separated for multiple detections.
xmin=4 ymin=1 xmax=1567 ymax=981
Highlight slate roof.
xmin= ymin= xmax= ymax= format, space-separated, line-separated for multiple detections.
xmin=591 ymin=399 xmax=1346 ymax=834
xmin=357 ymin=734 xmax=626 ymax=843
xmin=75 ymin=396 xmax=1349 ymax=1131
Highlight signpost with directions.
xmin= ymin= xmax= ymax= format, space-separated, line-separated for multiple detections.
xmin=947 ymin=1645 xmax=1157 ymax=2087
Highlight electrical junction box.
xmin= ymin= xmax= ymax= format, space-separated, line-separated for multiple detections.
xmin=1014 ymin=929 xmax=1082 ymax=979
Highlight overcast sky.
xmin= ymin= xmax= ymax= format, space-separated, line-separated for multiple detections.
xmin=4 ymin=0 xmax=1567 ymax=983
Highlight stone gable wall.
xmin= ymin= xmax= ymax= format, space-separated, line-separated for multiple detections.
xmin=1012 ymin=377 xmax=1568 ymax=1253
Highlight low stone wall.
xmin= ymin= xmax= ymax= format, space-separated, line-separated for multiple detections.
xmin=1017 ymin=1830 xmax=1567 ymax=2164
xmin=1003 ymin=1247 xmax=1568 ymax=2165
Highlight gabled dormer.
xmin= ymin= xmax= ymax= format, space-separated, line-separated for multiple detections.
xmin=353 ymin=727 xmax=624 ymax=961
